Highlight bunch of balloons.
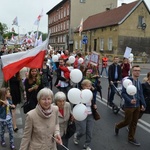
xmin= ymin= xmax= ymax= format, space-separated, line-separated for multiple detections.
xmin=68 ymin=88 xmax=93 ymax=121
xmin=122 ymin=78 xmax=137 ymax=96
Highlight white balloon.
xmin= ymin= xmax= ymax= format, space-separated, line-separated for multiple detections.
xmin=73 ymin=104 xmax=88 ymax=121
xmin=78 ymin=58 xmax=84 ymax=64
xmin=52 ymin=55 xmax=58 ymax=62
xmin=67 ymin=88 xmax=82 ymax=104
xmin=68 ymin=56 xmax=75 ymax=64
xmin=129 ymin=57 xmax=134 ymax=62
xmin=81 ymin=89 xmax=93 ymax=103
xmin=126 ymin=85 xmax=137 ymax=96
xmin=70 ymin=69 xmax=83 ymax=83
xmin=130 ymin=53 xmax=134 ymax=58
xmin=123 ymin=79 xmax=132 ymax=88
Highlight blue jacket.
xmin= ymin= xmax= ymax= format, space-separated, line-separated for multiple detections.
xmin=122 ymin=77 xmax=146 ymax=108
xmin=0 ymin=99 xmax=13 ymax=119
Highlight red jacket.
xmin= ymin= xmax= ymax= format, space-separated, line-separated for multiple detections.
xmin=102 ymin=57 xmax=108 ymax=68
xmin=59 ymin=66 xmax=70 ymax=79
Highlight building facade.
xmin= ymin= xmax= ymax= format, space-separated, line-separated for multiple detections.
xmin=74 ymin=0 xmax=150 ymax=61
xmin=47 ymin=0 xmax=117 ymax=51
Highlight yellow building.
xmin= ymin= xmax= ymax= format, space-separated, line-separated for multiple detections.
xmin=74 ymin=0 xmax=150 ymax=59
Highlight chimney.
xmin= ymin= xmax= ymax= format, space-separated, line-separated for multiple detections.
xmin=106 ymin=8 xmax=110 ymax=11
xmin=121 ymin=3 xmax=126 ymax=6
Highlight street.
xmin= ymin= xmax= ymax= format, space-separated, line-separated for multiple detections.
xmin=0 ymin=67 xmax=150 ymax=150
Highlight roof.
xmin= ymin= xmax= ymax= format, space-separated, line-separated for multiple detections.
xmin=81 ymin=0 xmax=149 ymax=31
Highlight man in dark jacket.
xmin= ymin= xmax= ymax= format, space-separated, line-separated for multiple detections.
xmin=108 ymin=56 xmax=122 ymax=106
xmin=114 ymin=65 xmax=146 ymax=146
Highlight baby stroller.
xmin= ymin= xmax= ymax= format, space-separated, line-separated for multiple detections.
xmin=107 ymin=83 xmax=124 ymax=114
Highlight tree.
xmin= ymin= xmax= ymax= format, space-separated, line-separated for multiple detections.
xmin=0 ymin=22 xmax=8 ymax=34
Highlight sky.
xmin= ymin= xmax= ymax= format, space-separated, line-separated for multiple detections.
xmin=0 ymin=0 xmax=150 ymax=34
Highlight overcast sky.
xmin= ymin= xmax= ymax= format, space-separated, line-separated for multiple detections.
xmin=0 ymin=0 xmax=149 ymax=34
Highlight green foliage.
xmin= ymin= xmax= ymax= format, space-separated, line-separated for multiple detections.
xmin=3 ymin=32 xmax=18 ymax=39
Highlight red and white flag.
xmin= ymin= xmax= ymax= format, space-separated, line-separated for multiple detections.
xmin=79 ymin=18 xmax=83 ymax=36
xmin=12 ymin=17 xmax=18 ymax=26
xmin=1 ymin=38 xmax=48 ymax=81
xmin=34 ymin=9 xmax=43 ymax=26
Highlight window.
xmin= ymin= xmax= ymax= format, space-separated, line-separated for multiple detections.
xmin=79 ymin=40 xmax=82 ymax=49
xmin=108 ymin=38 xmax=113 ymax=51
xmin=66 ymin=20 xmax=69 ymax=29
xmin=64 ymin=8 xmax=66 ymax=17
xmin=75 ymin=41 xmax=78 ymax=49
xmin=63 ymin=35 xmax=66 ymax=42
xmin=100 ymin=38 xmax=104 ymax=51
xmin=80 ymin=0 xmax=86 ymax=3
xmin=67 ymin=6 xmax=69 ymax=16
xmin=138 ymin=16 xmax=144 ymax=27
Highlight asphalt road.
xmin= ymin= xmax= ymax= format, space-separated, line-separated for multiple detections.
xmin=0 ymin=67 xmax=150 ymax=150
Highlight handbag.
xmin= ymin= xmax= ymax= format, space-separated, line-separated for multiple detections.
xmin=21 ymin=101 xmax=32 ymax=114
xmin=65 ymin=118 xmax=76 ymax=139
xmin=92 ymin=109 xmax=101 ymax=120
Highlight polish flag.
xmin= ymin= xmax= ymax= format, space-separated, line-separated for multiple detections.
xmin=1 ymin=38 xmax=48 ymax=81
xmin=34 ymin=9 xmax=43 ymax=26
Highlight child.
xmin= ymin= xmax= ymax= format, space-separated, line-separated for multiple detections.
xmin=0 ymin=88 xmax=16 ymax=150
xmin=55 ymin=61 xmax=74 ymax=87
xmin=73 ymin=79 xmax=97 ymax=150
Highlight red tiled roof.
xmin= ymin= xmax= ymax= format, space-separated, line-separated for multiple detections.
xmin=82 ymin=1 xmax=139 ymax=31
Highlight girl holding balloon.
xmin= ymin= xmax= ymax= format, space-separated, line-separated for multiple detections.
xmin=73 ymin=79 xmax=97 ymax=150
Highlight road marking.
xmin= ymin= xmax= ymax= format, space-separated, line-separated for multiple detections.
xmin=96 ymin=95 xmax=150 ymax=133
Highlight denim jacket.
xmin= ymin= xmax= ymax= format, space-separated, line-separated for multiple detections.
xmin=0 ymin=99 xmax=13 ymax=119
xmin=121 ymin=77 xmax=146 ymax=108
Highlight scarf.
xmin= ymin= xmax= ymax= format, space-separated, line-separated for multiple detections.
xmin=37 ymin=104 xmax=53 ymax=118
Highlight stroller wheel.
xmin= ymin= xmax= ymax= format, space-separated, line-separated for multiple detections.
xmin=112 ymin=105 xmax=120 ymax=114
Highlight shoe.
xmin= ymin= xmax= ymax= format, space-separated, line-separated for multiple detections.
xmin=13 ymin=127 xmax=18 ymax=132
xmin=82 ymin=145 xmax=92 ymax=150
xmin=114 ymin=124 xmax=119 ymax=135
xmin=128 ymin=139 xmax=140 ymax=146
xmin=109 ymin=102 xmax=114 ymax=107
xmin=126 ymin=127 xmax=129 ymax=132
xmin=10 ymin=144 xmax=15 ymax=150
xmin=1 ymin=141 xmax=6 ymax=147
xmin=73 ymin=133 xmax=79 ymax=145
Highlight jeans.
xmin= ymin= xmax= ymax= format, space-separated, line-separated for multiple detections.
xmin=116 ymin=107 xmax=140 ymax=140
xmin=0 ymin=119 xmax=14 ymax=144
xmin=109 ymin=82 xmax=118 ymax=104
xmin=75 ymin=114 xmax=94 ymax=147
xmin=100 ymin=67 xmax=108 ymax=76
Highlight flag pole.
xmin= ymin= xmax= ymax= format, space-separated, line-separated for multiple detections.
xmin=17 ymin=25 xmax=20 ymax=45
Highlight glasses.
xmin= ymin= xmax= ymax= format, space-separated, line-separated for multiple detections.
xmin=133 ymin=70 xmax=141 ymax=72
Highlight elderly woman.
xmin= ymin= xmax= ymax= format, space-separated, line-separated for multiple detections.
xmin=54 ymin=91 xmax=72 ymax=150
xmin=19 ymin=88 xmax=62 ymax=150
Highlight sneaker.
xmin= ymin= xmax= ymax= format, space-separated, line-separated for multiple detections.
xmin=73 ymin=133 xmax=79 ymax=145
xmin=114 ymin=124 xmax=119 ymax=135
xmin=83 ymin=146 xmax=92 ymax=150
xmin=128 ymin=139 xmax=140 ymax=146
xmin=126 ymin=127 xmax=129 ymax=132
xmin=10 ymin=144 xmax=15 ymax=150
xmin=1 ymin=141 xmax=6 ymax=147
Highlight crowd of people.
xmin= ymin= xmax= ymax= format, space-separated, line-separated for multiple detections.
xmin=0 ymin=47 xmax=150 ymax=150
